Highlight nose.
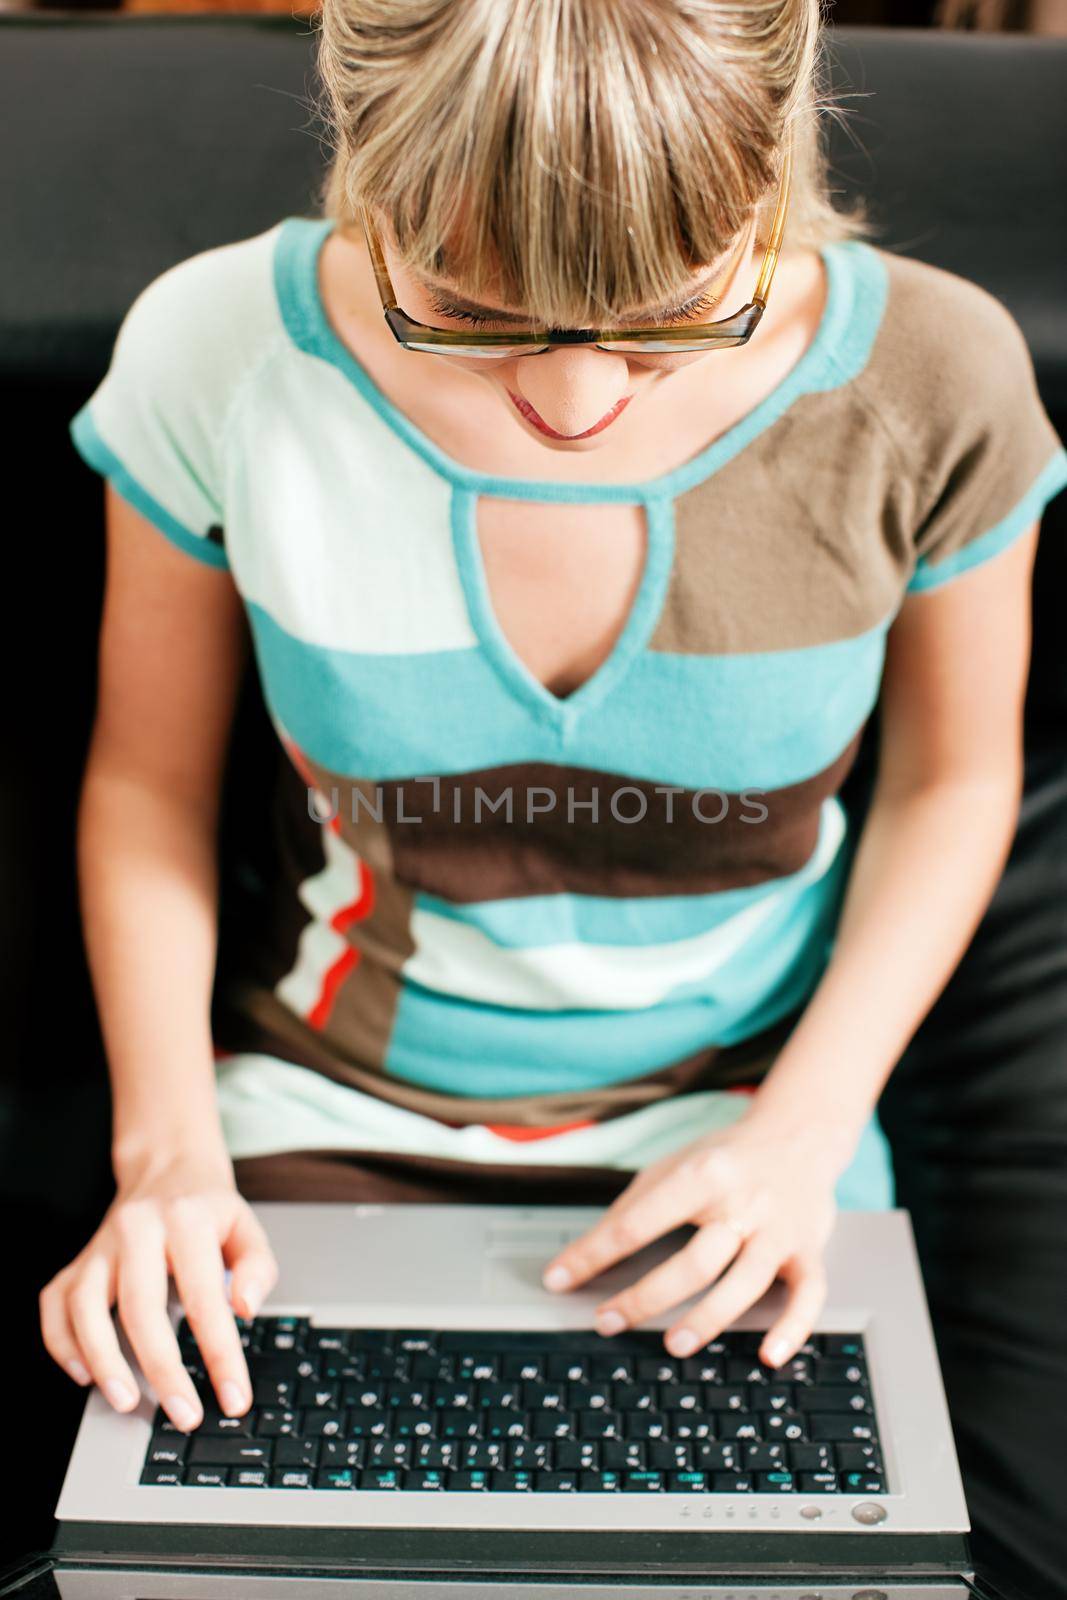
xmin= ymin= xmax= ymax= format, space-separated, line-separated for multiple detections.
xmin=512 ymin=345 xmax=631 ymax=437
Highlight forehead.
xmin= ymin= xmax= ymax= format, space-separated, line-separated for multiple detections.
xmin=381 ymin=213 xmax=743 ymax=323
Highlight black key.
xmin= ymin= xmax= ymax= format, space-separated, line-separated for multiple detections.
xmin=362 ymin=1467 xmax=401 ymax=1489
xmin=810 ymin=1415 xmax=877 ymax=1443
xmin=798 ymin=1471 xmax=839 ymax=1492
xmin=415 ymin=1440 xmax=459 ymax=1469
xmin=567 ymin=1380 xmax=613 ymax=1410
xmin=404 ymin=1469 xmax=446 ymax=1490
xmin=349 ymin=1330 xmax=394 ymax=1351
xmin=580 ymin=1470 xmax=620 ymax=1491
xmin=548 ymin=1355 xmax=589 ymax=1382
xmin=254 ymin=1378 xmax=294 ymax=1407
xmin=145 ymin=1431 xmax=187 ymax=1466
xmin=484 ymin=1408 xmax=525 ymax=1439
xmin=320 ymin=1439 xmax=364 ymax=1468
xmin=439 ymin=1409 xmax=482 ymax=1438
xmin=393 ymin=1408 xmax=437 ymax=1437
xmin=140 ymin=1463 xmax=183 ymax=1485
xmin=624 ymin=1412 xmax=667 ymax=1439
xmin=751 ymin=1385 xmax=796 ymax=1412
xmin=818 ymin=1358 xmax=868 ymax=1385
xmin=703 ymin=1386 xmax=747 ymax=1411
xmin=502 ymin=1355 xmax=544 ymax=1381
xmin=431 ymin=1382 xmax=474 ymax=1409
xmin=460 ymin=1441 xmax=505 ymax=1470
xmin=296 ymin=1380 xmax=339 ymax=1409
xmin=743 ymin=1443 xmax=786 ymax=1471
xmin=302 ymin=1412 xmax=347 ymax=1438
xmin=230 ymin=1467 xmax=269 ymax=1488
xmin=270 ymin=1467 xmax=313 ymax=1489
xmin=796 ymin=1386 xmax=871 ymax=1414
xmin=315 ymin=1468 xmax=357 ymax=1489
xmin=369 ymin=1439 xmax=411 ymax=1467
xmin=667 ymin=1412 xmax=715 ymax=1440
xmin=682 ymin=1358 xmax=723 ymax=1383
xmin=711 ymin=1473 xmax=752 ymax=1492
xmin=718 ymin=1415 xmax=761 ymax=1440
xmin=255 ymin=1409 xmax=298 ymax=1437
xmin=187 ymin=1467 xmax=228 ymax=1487
xmin=508 ymin=1440 xmax=552 ymax=1470
xmin=837 ymin=1443 xmax=882 ymax=1470
xmin=395 ymin=1331 xmax=436 ymax=1354
xmin=667 ymin=1471 xmax=708 ymax=1492
xmin=821 ymin=1335 xmax=865 ymax=1359
xmin=659 ymin=1384 xmax=702 ymax=1411
xmin=727 ymin=1359 xmax=774 ymax=1385
xmin=637 ymin=1358 xmax=678 ymax=1383
xmin=523 ymin=1380 xmax=566 ymax=1409
xmin=762 ymin=1411 xmax=807 ymax=1442
xmin=790 ymin=1443 xmax=834 ymax=1472
xmin=306 ymin=1328 xmax=350 ymax=1354
xmin=842 ymin=1470 xmax=887 ymax=1493
xmin=345 ymin=1407 xmax=391 ymax=1438
xmin=490 ymin=1470 xmax=533 ymax=1491
xmin=695 ymin=1443 xmax=738 ymax=1472
xmin=188 ymin=1438 xmax=272 ymax=1467
xmin=556 ymin=1440 xmax=599 ymax=1469
xmin=532 ymin=1409 xmax=576 ymax=1439
xmin=343 ymin=1382 xmax=385 ymax=1409
xmin=534 ymin=1471 xmax=578 ymax=1491
xmin=650 ymin=1441 xmax=692 ymax=1471
xmin=477 ymin=1381 xmax=520 ymax=1408
xmin=274 ymin=1437 xmax=320 ymax=1467
xmin=449 ymin=1471 xmax=490 ymax=1490
xmin=580 ymin=1410 xmax=622 ymax=1438
xmin=756 ymin=1471 xmax=795 ymax=1492
xmin=622 ymin=1471 xmax=664 ymax=1492
xmin=199 ymin=1409 xmax=255 ymax=1436
xmin=614 ymin=1383 xmax=656 ymax=1411
xmin=591 ymin=1356 xmax=633 ymax=1382
xmin=602 ymin=1441 xmax=647 ymax=1471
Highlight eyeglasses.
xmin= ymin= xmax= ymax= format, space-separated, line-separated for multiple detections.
xmin=358 ymin=127 xmax=793 ymax=360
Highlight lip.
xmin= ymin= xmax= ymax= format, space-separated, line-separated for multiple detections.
xmin=506 ymin=389 xmax=632 ymax=439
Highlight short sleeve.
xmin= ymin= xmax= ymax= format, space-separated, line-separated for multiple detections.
xmin=907 ymin=293 xmax=1067 ymax=593
xmin=70 ymin=262 xmax=230 ymax=569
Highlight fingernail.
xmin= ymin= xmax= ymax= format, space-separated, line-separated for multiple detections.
xmin=164 ymin=1394 xmax=202 ymax=1431
xmin=763 ymin=1338 xmax=789 ymax=1367
xmin=103 ymin=1378 xmax=138 ymax=1411
xmin=542 ymin=1265 xmax=572 ymax=1292
xmin=67 ymin=1359 xmax=92 ymax=1386
xmin=241 ymin=1282 xmax=265 ymax=1317
xmin=595 ymin=1310 xmax=626 ymax=1337
xmin=666 ymin=1328 xmax=700 ymax=1357
xmin=220 ymin=1380 xmax=248 ymax=1417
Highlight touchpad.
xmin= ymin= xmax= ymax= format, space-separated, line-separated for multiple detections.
xmin=480 ymin=1218 xmax=685 ymax=1304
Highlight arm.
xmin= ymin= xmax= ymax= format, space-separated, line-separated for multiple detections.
xmin=39 ymin=486 xmax=278 ymax=1429
xmin=543 ymin=523 xmax=1038 ymax=1364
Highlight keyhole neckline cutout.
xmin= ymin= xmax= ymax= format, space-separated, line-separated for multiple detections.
xmin=272 ymin=217 xmax=880 ymax=506
xmin=450 ymin=488 xmax=674 ymax=726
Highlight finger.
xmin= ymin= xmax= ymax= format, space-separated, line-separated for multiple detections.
xmin=39 ymin=1274 xmax=93 ymax=1387
xmin=66 ymin=1252 xmax=142 ymax=1413
xmin=665 ymin=1235 xmax=783 ymax=1357
xmin=543 ymin=1151 xmax=729 ymax=1292
xmin=167 ymin=1198 xmax=251 ymax=1417
xmin=222 ymin=1204 xmax=279 ymax=1321
xmin=593 ymin=1220 xmax=745 ymax=1337
xmin=114 ymin=1203 xmax=203 ymax=1432
xmin=758 ymin=1256 xmax=828 ymax=1368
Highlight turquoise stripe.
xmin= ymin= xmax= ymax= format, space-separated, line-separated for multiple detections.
xmin=414 ymin=801 xmax=846 ymax=948
xmin=908 ymin=447 xmax=1067 ymax=592
xmin=272 ymin=218 xmax=888 ymax=504
xmin=835 ymin=1114 xmax=895 ymax=1210
xmin=384 ymin=853 xmax=847 ymax=1096
xmin=69 ymin=406 xmax=229 ymax=570
xmin=246 ymin=600 xmax=888 ymax=792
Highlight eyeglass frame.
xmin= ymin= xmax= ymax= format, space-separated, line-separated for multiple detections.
xmin=357 ymin=125 xmax=793 ymax=358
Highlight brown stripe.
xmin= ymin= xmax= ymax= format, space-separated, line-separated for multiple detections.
xmin=296 ymin=741 xmax=859 ymax=906
xmin=217 ymin=990 xmax=794 ymax=1130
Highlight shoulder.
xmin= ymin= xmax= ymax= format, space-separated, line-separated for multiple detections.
xmin=109 ymin=221 xmax=292 ymax=422
xmin=855 ymin=245 xmax=1039 ymax=456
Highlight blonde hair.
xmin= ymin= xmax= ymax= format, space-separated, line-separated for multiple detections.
xmin=316 ymin=0 xmax=874 ymax=330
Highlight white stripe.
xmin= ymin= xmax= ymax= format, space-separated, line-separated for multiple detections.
xmin=401 ymin=801 xmax=846 ymax=1011
xmin=274 ymin=827 xmax=364 ymax=1019
xmin=216 ymin=1053 xmax=751 ymax=1170
xmin=226 ymin=359 xmax=477 ymax=655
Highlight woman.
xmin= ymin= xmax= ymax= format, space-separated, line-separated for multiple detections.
xmin=40 ymin=0 xmax=1067 ymax=1442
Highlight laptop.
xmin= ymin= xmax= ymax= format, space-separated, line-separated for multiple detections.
xmin=53 ymin=1202 xmax=972 ymax=1588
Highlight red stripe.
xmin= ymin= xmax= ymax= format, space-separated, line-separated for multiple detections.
xmin=483 ymin=1119 xmax=595 ymax=1143
xmin=307 ymin=947 xmax=360 ymax=1030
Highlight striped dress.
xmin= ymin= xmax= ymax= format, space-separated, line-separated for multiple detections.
xmin=70 ymin=217 xmax=1067 ymax=1208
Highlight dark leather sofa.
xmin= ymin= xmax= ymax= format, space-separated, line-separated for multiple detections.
xmin=1 ymin=17 xmax=1065 ymax=1596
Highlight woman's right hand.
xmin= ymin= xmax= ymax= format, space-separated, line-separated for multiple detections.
xmin=39 ymin=1156 xmax=278 ymax=1433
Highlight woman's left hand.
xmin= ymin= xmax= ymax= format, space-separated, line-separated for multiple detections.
xmin=541 ymin=1109 xmax=855 ymax=1370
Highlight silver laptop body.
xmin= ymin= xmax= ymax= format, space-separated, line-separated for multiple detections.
xmin=54 ymin=1203 xmax=971 ymax=1583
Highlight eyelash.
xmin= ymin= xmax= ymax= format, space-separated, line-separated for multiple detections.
xmin=424 ymin=287 xmax=724 ymax=329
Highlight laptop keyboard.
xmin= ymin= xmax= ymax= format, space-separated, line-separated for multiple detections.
xmin=141 ymin=1318 xmax=886 ymax=1494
